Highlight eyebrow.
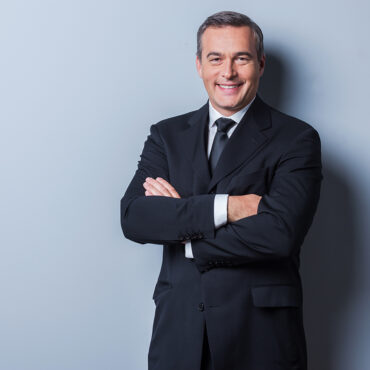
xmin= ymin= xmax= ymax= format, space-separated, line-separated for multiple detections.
xmin=235 ymin=51 xmax=253 ymax=58
xmin=206 ymin=51 xmax=254 ymax=59
xmin=206 ymin=52 xmax=221 ymax=58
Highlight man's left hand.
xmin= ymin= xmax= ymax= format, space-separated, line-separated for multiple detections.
xmin=143 ymin=177 xmax=181 ymax=198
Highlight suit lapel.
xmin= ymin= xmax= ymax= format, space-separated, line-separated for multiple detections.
xmin=181 ymin=95 xmax=272 ymax=195
xmin=207 ymin=95 xmax=272 ymax=192
xmin=181 ymin=102 xmax=211 ymax=195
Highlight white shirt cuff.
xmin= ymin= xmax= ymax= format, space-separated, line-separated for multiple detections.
xmin=185 ymin=240 xmax=194 ymax=258
xmin=214 ymin=194 xmax=229 ymax=228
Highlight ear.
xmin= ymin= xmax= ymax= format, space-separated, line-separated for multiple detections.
xmin=258 ymin=54 xmax=266 ymax=77
xmin=195 ymin=55 xmax=203 ymax=78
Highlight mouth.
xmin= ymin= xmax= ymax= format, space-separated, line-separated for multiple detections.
xmin=216 ymin=83 xmax=243 ymax=93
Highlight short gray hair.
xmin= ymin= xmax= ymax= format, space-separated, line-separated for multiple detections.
xmin=196 ymin=11 xmax=264 ymax=62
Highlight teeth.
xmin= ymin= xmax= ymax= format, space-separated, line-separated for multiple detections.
xmin=219 ymin=84 xmax=239 ymax=89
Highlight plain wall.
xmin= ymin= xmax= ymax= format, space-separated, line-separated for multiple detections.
xmin=1 ymin=1 xmax=369 ymax=369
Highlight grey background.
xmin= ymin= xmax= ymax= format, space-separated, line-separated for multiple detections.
xmin=1 ymin=1 xmax=369 ymax=369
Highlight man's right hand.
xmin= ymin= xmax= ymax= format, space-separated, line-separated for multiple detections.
xmin=227 ymin=194 xmax=262 ymax=223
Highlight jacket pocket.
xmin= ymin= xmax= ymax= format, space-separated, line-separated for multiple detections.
xmin=251 ymin=285 xmax=302 ymax=307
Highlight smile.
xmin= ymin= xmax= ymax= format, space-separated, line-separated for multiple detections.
xmin=218 ymin=84 xmax=241 ymax=89
xmin=216 ymin=83 xmax=243 ymax=93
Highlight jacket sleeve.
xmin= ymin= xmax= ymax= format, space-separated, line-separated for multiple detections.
xmin=120 ymin=123 xmax=216 ymax=245
xmin=191 ymin=127 xmax=323 ymax=272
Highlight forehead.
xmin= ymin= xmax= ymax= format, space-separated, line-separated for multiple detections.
xmin=201 ymin=26 xmax=256 ymax=54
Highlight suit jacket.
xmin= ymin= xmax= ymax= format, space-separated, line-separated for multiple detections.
xmin=120 ymin=95 xmax=323 ymax=370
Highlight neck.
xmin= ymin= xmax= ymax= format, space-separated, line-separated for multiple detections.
xmin=209 ymin=96 xmax=256 ymax=117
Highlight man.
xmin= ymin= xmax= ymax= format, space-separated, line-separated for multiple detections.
xmin=121 ymin=11 xmax=322 ymax=370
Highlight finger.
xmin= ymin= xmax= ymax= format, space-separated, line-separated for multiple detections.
xmin=156 ymin=177 xmax=181 ymax=198
xmin=144 ymin=178 xmax=172 ymax=196
xmin=146 ymin=178 xmax=172 ymax=196
xmin=143 ymin=180 xmax=161 ymax=196
xmin=143 ymin=181 xmax=164 ymax=196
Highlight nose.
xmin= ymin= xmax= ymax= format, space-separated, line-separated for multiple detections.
xmin=222 ymin=59 xmax=236 ymax=79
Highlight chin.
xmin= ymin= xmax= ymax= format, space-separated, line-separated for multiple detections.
xmin=217 ymin=101 xmax=242 ymax=111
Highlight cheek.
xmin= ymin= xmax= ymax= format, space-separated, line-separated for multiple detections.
xmin=203 ymin=74 xmax=217 ymax=88
xmin=244 ymin=67 xmax=261 ymax=82
xmin=238 ymin=62 xmax=257 ymax=75
xmin=202 ymin=67 xmax=219 ymax=80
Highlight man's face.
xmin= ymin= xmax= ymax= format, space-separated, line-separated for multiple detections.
xmin=196 ymin=26 xmax=265 ymax=116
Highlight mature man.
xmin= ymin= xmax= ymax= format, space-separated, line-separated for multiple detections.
xmin=121 ymin=11 xmax=322 ymax=370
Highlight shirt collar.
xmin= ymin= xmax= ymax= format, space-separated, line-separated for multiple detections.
xmin=208 ymin=95 xmax=256 ymax=128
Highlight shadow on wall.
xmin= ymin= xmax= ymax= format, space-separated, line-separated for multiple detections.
xmin=259 ymin=51 xmax=287 ymax=109
xmin=301 ymin=161 xmax=356 ymax=370
xmin=259 ymin=50 xmax=357 ymax=370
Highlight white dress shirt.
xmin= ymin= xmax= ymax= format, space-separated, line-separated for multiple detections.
xmin=185 ymin=96 xmax=256 ymax=258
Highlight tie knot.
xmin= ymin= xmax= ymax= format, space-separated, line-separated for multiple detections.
xmin=215 ymin=117 xmax=236 ymax=133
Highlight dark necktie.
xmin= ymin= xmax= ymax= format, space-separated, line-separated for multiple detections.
xmin=209 ymin=117 xmax=236 ymax=174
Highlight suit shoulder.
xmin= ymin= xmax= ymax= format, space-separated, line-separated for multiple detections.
xmin=144 ymin=106 xmax=203 ymax=147
xmin=269 ymin=105 xmax=320 ymax=139
xmin=152 ymin=109 xmax=197 ymax=132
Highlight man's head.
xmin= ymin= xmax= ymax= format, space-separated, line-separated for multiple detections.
xmin=196 ymin=11 xmax=265 ymax=116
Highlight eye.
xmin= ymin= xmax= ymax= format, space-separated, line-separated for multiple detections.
xmin=210 ymin=58 xmax=221 ymax=63
xmin=237 ymin=56 xmax=250 ymax=62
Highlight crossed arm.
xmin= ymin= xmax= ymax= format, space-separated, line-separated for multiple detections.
xmin=143 ymin=176 xmax=261 ymax=227
xmin=120 ymin=123 xmax=322 ymax=272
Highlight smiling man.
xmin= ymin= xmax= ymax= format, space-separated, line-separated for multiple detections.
xmin=196 ymin=25 xmax=264 ymax=116
xmin=121 ymin=11 xmax=322 ymax=370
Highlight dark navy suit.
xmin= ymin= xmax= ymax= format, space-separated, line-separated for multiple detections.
xmin=120 ymin=95 xmax=322 ymax=370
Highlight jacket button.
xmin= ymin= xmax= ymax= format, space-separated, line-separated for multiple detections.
xmin=198 ymin=302 xmax=205 ymax=311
